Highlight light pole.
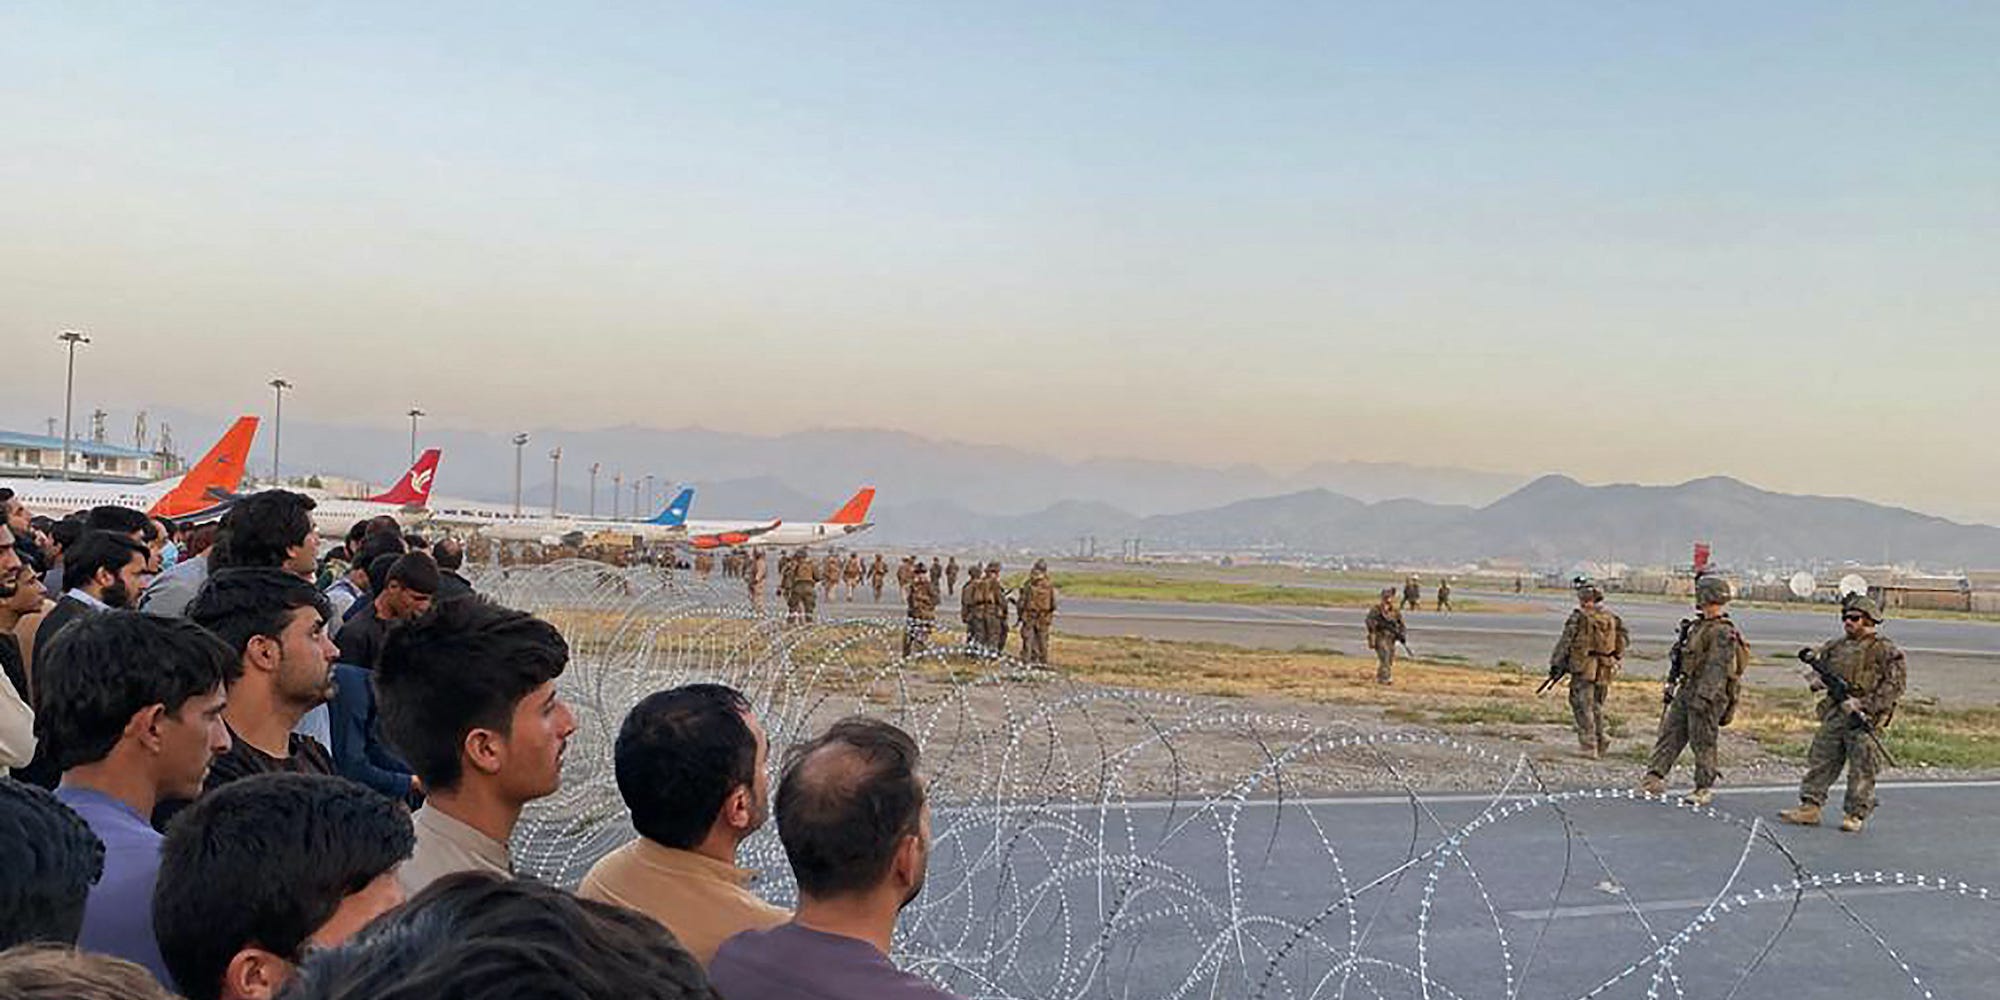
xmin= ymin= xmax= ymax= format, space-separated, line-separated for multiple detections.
xmin=642 ymin=474 xmax=656 ymax=516
xmin=588 ymin=462 xmax=600 ymax=518
xmin=631 ymin=480 xmax=640 ymax=518
xmin=548 ymin=447 xmax=562 ymax=516
xmin=511 ymin=433 xmax=529 ymax=515
xmin=612 ymin=471 xmax=623 ymax=520
xmin=56 ymin=331 xmax=90 ymax=480
xmin=406 ymin=408 xmax=424 ymax=465
xmin=268 ymin=378 xmax=292 ymax=483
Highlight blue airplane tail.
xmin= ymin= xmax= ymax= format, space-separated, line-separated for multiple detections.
xmin=646 ymin=487 xmax=695 ymax=526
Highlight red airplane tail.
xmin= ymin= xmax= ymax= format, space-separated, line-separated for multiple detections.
xmin=150 ymin=416 xmax=258 ymax=518
xmin=828 ymin=487 xmax=875 ymax=525
xmin=369 ymin=449 xmax=441 ymax=505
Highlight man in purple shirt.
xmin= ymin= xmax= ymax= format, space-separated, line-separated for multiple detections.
xmin=37 ymin=611 xmax=238 ymax=984
xmin=710 ymin=717 xmax=960 ymax=1000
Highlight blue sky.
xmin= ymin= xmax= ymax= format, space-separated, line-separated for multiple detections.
xmin=2 ymin=3 xmax=1994 ymax=517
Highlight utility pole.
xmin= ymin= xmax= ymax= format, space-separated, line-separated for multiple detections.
xmin=548 ymin=447 xmax=562 ymax=516
xmin=642 ymin=474 xmax=656 ymax=516
xmin=56 ymin=330 xmax=89 ymax=480
xmin=269 ymin=378 xmax=292 ymax=482
xmin=588 ymin=462 xmax=600 ymax=518
xmin=406 ymin=408 xmax=424 ymax=465
xmin=511 ymin=433 xmax=530 ymax=515
xmin=631 ymin=480 xmax=640 ymax=518
xmin=89 ymin=409 xmax=107 ymax=444
xmin=612 ymin=471 xmax=623 ymax=520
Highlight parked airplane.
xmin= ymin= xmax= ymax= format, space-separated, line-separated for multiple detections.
xmin=0 ymin=416 xmax=259 ymax=522
xmin=479 ymin=487 xmax=702 ymax=546
xmin=300 ymin=449 xmax=442 ymax=538
xmin=687 ymin=487 xmax=875 ymax=549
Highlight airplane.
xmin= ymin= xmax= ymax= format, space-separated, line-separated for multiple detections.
xmin=479 ymin=487 xmax=702 ymax=547
xmin=0 ymin=416 xmax=260 ymax=523
xmin=299 ymin=449 xmax=443 ymax=538
xmin=686 ymin=487 xmax=875 ymax=549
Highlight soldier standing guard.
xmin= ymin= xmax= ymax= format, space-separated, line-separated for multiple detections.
xmin=960 ymin=564 xmax=983 ymax=649
xmin=869 ymin=554 xmax=887 ymax=601
xmin=791 ymin=548 xmax=820 ymax=623
xmin=1640 ymin=575 xmax=1747 ymax=806
xmin=945 ymin=556 xmax=960 ymax=596
xmin=1435 ymin=579 xmax=1453 ymax=612
xmin=1549 ymin=581 xmax=1628 ymax=758
xmin=1402 ymin=576 xmax=1421 ymax=611
xmin=747 ymin=550 xmax=767 ymax=611
xmin=1365 ymin=588 xmax=1404 ymax=685
xmin=1017 ymin=560 xmax=1058 ymax=665
xmin=904 ymin=561 xmax=938 ymax=657
xmin=1779 ymin=594 xmax=1906 ymax=833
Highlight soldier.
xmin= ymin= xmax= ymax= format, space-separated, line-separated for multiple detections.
xmin=1550 ymin=581 xmax=1628 ymax=758
xmin=821 ymin=551 xmax=840 ymax=602
xmin=778 ymin=550 xmax=799 ymax=619
xmin=1778 ymin=594 xmax=1906 ymax=833
xmin=1640 ymin=575 xmax=1748 ymax=806
xmin=747 ymin=549 xmax=767 ymax=611
xmin=904 ymin=557 xmax=939 ymax=657
xmin=869 ymin=553 xmax=887 ymax=601
xmin=959 ymin=563 xmax=983 ymax=649
xmin=896 ymin=556 xmax=915 ymax=597
xmin=843 ymin=552 xmax=863 ymax=601
xmin=982 ymin=560 xmax=1009 ymax=655
xmin=1365 ymin=587 xmax=1406 ymax=684
xmin=1402 ymin=576 xmax=1421 ymax=611
xmin=1435 ymin=578 xmax=1453 ymax=613
xmin=791 ymin=548 xmax=820 ymax=623
xmin=930 ymin=557 xmax=944 ymax=593
xmin=945 ymin=556 xmax=960 ymax=596
xmin=1017 ymin=559 xmax=1058 ymax=665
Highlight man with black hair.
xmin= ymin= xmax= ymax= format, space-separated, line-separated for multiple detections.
xmin=580 ymin=684 xmax=787 ymax=966
xmin=0 ymin=779 xmax=104 ymax=949
xmin=82 ymin=504 xmax=150 ymax=541
xmin=143 ymin=490 xmax=317 ymax=619
xmin=710 ymin=717 xmax=956 ymax=1000
xmin=334 ymin=551 xmax=436 ymax=670
xmin=1 ymin=489 xmax=47 ymax=574
xmin=433 ymin=536 xmax=473 ymax=598
xmin=39 ymin=612 xmax=237 ymax=982
xmin=323 ymin=531 xmax=405 ymax=639
xmin=375 ymin=596 xmax=575 ymax=894
xmin=281 ymin=871 xmax=719 ymax=1000
xmin=185 ymin=568 xmax=340 ymax=788
xmin=153 ymin=774 xmax=415 ymax=1000
xmin=40 ymin=517 xmax=84 ymax=593
xmin=32 ymin=531 xmax=149 ymax=672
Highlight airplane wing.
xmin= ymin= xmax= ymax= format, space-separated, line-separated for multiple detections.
xmin=688 ymin=520 xmax=782 ymax=550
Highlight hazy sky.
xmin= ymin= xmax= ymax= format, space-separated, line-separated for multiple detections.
xmin=3 ymin=4 xmax=1995 ymax=518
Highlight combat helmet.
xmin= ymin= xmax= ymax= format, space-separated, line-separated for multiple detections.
xmin=1841 ymin=592 xmax=1884 ymax=624
xmin=1693 ymin=574 xmax=1732 ymax=606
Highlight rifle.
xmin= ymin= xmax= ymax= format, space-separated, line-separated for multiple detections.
xmin=1393 ymin=620 xmax=1415 ymax=659
xmin=1536 ymin=661 xmax=1567 ymax=696
xmin=1663 ymin=617 xmax=1696 ymax=706
xmin=1797 ymin=647 xmax=1899 ymax=767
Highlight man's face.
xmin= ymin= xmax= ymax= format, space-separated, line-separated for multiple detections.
xmin=742 ymin=710 xmax=771 ymax=834
xmin=496 ymin=680 xmax=576 ymax=802
xmin=273 ymin=606 xmax=338 ymax=709
xmin=1843 ymin=611 xmax=1873 ymax=640
xmin=284 ymin=532 xmax=318 ymax=579
xmin=899 ymin=792 xmax=932 ymax=911
xmin=382 ymin=582 xmax=433 ymax=620
xmin=100 ymin=553 xmax=148 ymax=609
xmin=2 ymin=498 xmax=28 ymax=534
xmin=4 ymin=564 xmax=46 ymax=612
xmin=159 ymin=684 xmax=231 ymax=800
xmin=0 ymin=525 xmax=19 ymax=580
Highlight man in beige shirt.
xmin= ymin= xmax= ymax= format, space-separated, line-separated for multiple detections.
xmin=374 ymin=598 xmax=577 ymax=896
xmin=579 ymin=684 xmax=788 ymax=965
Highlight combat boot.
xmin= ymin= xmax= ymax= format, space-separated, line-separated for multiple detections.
xmin=1638 ymin=774 xmax=1665 ymax=796
xmin=1838 ymin=814 xmax=1866 ymax=833
xmin=1777 ymin=803 xmax=1822 ymax=826
xmin=1597 ymin=737 xmax=1611 ymax=757
xmin=1578 ymin=742 xmax=1599 ymax=760
xmin=1682 ymin=787 xmax=1714 ymax=807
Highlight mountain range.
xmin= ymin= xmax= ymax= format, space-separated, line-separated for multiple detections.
xmin=125 ymin=410 xmax=2000 ymax=567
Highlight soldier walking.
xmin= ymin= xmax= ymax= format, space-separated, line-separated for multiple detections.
xmin=1402 ymin=576 xmax=1421 ymax=611
xmin=747 ymin=550 xmax=767 ymax=611
xmin=1641 ymin=575 xmax=1747 ymax=806
xmin=983 ymin=561 xmax=1009 ymax=655
xmin=904 ymin=560 xmax=939 ymax=657
xmin=1435 ymin=579 xmax=1453 ymax=613
xmin=843 ymin=552 xmax=863 ymax=601
xmin=779 ymin=550 xmax=800 ymax=619
xmin=1550 ymin=581 xmax=1628 ymax=758
xmin=1017 ymin=559 xmax=1058 ymax=665
xmin=1778 ymin=594 xmax=1906 ymax=833
xmin=821 ymin=552 xmax=840 ymax=603
xmin=896 ymin=556 xmax=915 ymax=597
xmin=945 ymin=556 xmax=960 ymax=595
xmin=1365 ymin=588 xmax=1405 ymax=684
xmin=870 ymin=553 xmax=887 ymax=601
xmin=791 ymin=548 xmax=820 ymax=623
xmin=960 ymin=563 xmax=983 ymax=649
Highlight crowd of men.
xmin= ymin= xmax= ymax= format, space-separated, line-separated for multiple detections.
xmin=0 ymin=486 xmax=970 ymax=999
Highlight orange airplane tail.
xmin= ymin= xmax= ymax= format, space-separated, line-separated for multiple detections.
xmin=149 ymin=416 xmax=258 ymax=519
xmin=369 ymin=449 xmax=441 ymax=505
xmin=828 ymin=487 xmax=875 ymax=525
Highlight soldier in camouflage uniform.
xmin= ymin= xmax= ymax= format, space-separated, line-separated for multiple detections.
xmin=1365 ymin=588 xmax=1405 ymax=685
xmin=1435 ymin=578 xmax=1453 ymax=613
xmin=869 ymin=553 xmax=887 ymax=601
xmin=1551 ymin=581 xmax=1629 ymax=758
xmin=960 ymin=563 xmax=983 ymax=649
xmin=904 ymin=558 xmax=939 ymax=657
xmin=1017 ymin=559 xmax=1058 ymax=665
xmin=1401 ymin=576 xmax=1421 ymax=611
xmin=821 ymin=552 xmax=841 ymax=602
xmin=1778 ymin=594 xmax=1906 ymax=833
xmin=791 ymin=548 xmax=820 ymax=623
xmin=1640 ymin=575 xmax=1748 ymax=806
xmin=843 ymin=552 xmax=863 ymax=601
xmin=896 ymin=556 xmax=915 ymax=597
xmin=945 ymin=556 xmax=960 ymax=596
xmin=747 ymin=550 xmax=768 ymax=611
xmin=778 ymin=550 xmax=798 ymax=618
xmin=981 ymin=560 xmax=1008 ymax=655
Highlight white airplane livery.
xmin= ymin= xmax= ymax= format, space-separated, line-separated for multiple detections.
xmin=687 ymin=487 xmax=875 ymax=549
xmin=0 ymin=417 xmax=259 ymax=523
xmin=301 ymin=449 xmax=442 ymax=538
xmin=479 ymin=487 xmax=702 ymax=546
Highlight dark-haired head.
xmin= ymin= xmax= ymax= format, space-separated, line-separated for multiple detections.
xmin=374 ymin=598 xmax=573 ymax=797
xmin=60 ymin=531 xmax=149 ymax=608
xmin=774 ymin=717 xmax=929 ymax=906
xmin=281 ymin=872 xmax=718 ymax=1000
xmin=187 ymin=568 xmax=338 ymax=712
xmin=373 ymin=553 xmax=438 ymax=621
xmin=35 ymin=612 xmax=237 ymax=798
xmin=210 ymin=490 xmax=317 ymax=578
xmin=82 ymin=505 xmax=149 ymax=539
xmin=0 ymin=781 xmax=104 ymax=949
xmin=615 ymin=685 xmax=765 ymax=852
xmin=154 ymin=773 xmax=414 ymax=1000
